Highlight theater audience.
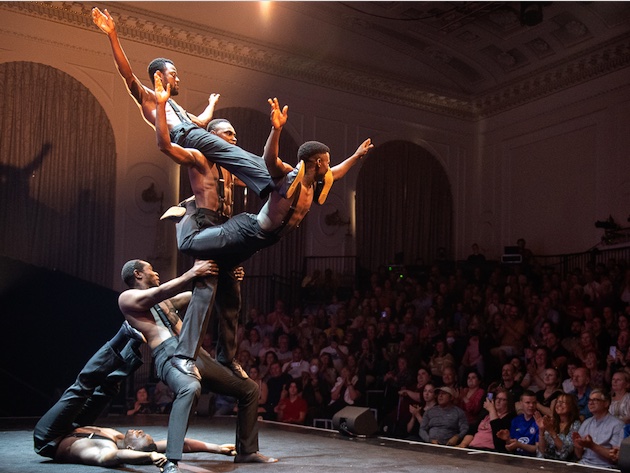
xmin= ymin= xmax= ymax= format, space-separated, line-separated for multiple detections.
xmin=193 ymin=252 xmax=630 ymax=468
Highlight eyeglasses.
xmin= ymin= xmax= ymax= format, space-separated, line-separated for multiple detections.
xmin=555 ymin=400 xmax=567 ymax=405
xmin=588 ymin=398 xmax=605 ymax=403
xmin=495 ymin=397 xmax=508 ymax=401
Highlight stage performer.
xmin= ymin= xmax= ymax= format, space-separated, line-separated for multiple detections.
xmin=118 ymin=258 xmax=278 ymax=473
xmin=92 ymin=6 xmax=274 ymax=199
xmin=44 ymin=425 xmax=235 ymax=468
xmin=154 ymin=73 xmax=373 ymax=380
xmin=33 ymin=321 xmax=145 ymax=458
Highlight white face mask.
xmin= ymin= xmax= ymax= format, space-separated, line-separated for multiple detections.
xmin=310 ymin=365 xmax=319 ymax=374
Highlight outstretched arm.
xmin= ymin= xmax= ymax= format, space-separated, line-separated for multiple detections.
xmin=189 ymin=93 xmax=221 ymax=128
xmin=154 ymin=72 xmax=204 ymax=167
xmin=155 ymin=439 xmax=235 ymax=456
xmin=330 ymin=138 xmax=373 ymax=181
xmin=263 ymin=97 xmax=293 ymax=178
xmin=92 ymin=7 xmax=153 ymax=106
xmin=118 ymin=260 xmax=218 ymax=314
xmin=74 ymin=444 xmax=166 ymax=467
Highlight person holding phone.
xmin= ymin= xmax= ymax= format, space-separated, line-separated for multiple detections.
xmin=455 ymin=388 xmax=515 ymax=451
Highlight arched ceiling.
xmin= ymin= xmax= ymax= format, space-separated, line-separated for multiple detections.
xmin=4 ymin=1 xmax=630 ymax=119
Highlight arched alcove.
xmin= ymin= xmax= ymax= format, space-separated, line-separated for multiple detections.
xmin=0 ymin=61 xmax=116 ymax=286
xmin=356 ymin=140 xmax=453 ymax=272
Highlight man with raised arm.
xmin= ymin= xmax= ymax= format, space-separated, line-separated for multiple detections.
xmin=119 ymin=259 xmax=277 ymax=473
xmin=154 ymin=72 xmax=373 ymax=380
xmin=91 ymin=6 xmax=274 ymax=199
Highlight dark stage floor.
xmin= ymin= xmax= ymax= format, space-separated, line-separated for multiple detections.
xmin=0 ymin=415 xmax=617 ymax=473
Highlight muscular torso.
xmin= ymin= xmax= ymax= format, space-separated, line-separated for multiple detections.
xmin=135 ymin=82 xmax=235 ymax=214
xmin=56 ymin=426 xmax=122 ymax=461
xmin=257 ymin=181 xmax=313 ymax=233
xmin=188 ymin=162 xmax=234 ymax=216
xmin=124 ymin=299 xmax=182 ymax=350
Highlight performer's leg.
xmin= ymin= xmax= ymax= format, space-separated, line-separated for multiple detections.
xmin=34 ymin=341 xmax=125 ymax=457
xmin=74 ymin=340 xmax=144 ymax=426
xmin=170 ymin=126 xmax=273 ymax=199
xmin=176 ymin=213 xmax=250 ymax=260
xmin=154 ymin=340 xmax=202 ymax=464
xmin=171 ymin=275 xmax=218 ymax=379
xmin=196 ymin=350 xmax=259 ymax=454
xmin=214 ymin=268 xmax=247 ymax=378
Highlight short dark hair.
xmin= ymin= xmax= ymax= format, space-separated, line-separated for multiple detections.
xmin=297 ymin=141 xmax=329 ymax=163
xmin=147 ymin=57 xmax=174 ymax=83
xmin=207 ymin=118 xmax=231 ymax=132
xmin=121 ymin=260 xmax=146 ymax=287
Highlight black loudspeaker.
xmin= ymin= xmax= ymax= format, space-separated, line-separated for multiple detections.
xmin=332 ymin=406 xmax=378 ymax=437
xmin=618 ymin=436 xmax=630 ymax=473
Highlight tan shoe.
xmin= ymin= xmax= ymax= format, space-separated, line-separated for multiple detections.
xmin=160 ymin=205 xmax=186 ymax=221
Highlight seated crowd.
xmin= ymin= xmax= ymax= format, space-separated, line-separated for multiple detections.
xmin=210 ymin=255 xmax=630 ymax=468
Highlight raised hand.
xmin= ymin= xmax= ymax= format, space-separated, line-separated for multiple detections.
xmin=154 ymin=72 xmax=170 ymax=104
xmin=233 ymin=266 xmax=245 ymax=281
xmin=267 ymin=97 xmax=288 ymax=130
xmin=354 ymin=138 xmax=374 ymax=158
xmin=209 ymin=93 xmax=221 ymax=108
xmin=92 ymin=7 xmax=115 ymax=34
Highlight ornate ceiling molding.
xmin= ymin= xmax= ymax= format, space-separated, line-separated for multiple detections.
xmin=2 ymin=1 xmax=630 ymax=120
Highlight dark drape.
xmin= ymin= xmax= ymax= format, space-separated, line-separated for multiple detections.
xmin=356 ymin=140 xmax=453 ymax=272
xmin=0 ymin=61 xmax=116 ymax=287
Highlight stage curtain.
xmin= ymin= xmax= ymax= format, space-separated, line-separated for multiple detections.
xmin=356 ymin=140 xmax=453 ymax=273
xmin=0 ymin=61 xmax=116 ymax=287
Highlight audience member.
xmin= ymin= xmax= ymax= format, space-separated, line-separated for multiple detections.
xmin=419 ymin=386 xmax=468 ymax=445
xmin=301 ymin=357 xmax=332 ymax=424
xmin=262 ymin=361 xmax=292 ymax=420
xmin=535 ymin=368 xmax=563 ymax=417
xmin=535 ymin=393 xmax=581 ymax=460
xmin=571 ymin=367 xmax=593 ymax=420
xmin=456 ymin=388 xmax=515 ymax=451
xmin=282 ymin=347 xmax=310 ymax=379
xmin=127 ymin=386 xmax=156 ymax=416
xmin=609 ymin=370 xmax=630 ymax=423
xmin=406 ymin=383 xmax=437 ymax=440
xmin=521 ymin=347 xmax=550 ymax=393
xmin=497 ymin=390 xmax=539 ymax=457
xmin=573 ymin=388 xmax=623 ymax=468
xmin=327 ymin=365 xmax=363 ymax=418
xmin=240 ymin=329 xmax=263 ymax=359
xmin=275 ymin=380 xmax=308 ymax=425
xmin=458 ymin=369 xmax=485 ymax=425
xmin=248 ymin=366 xmax=268 ymax=417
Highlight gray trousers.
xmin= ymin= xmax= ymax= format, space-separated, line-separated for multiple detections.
xmin=155 ymin=337 xmax=260 ymax=457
